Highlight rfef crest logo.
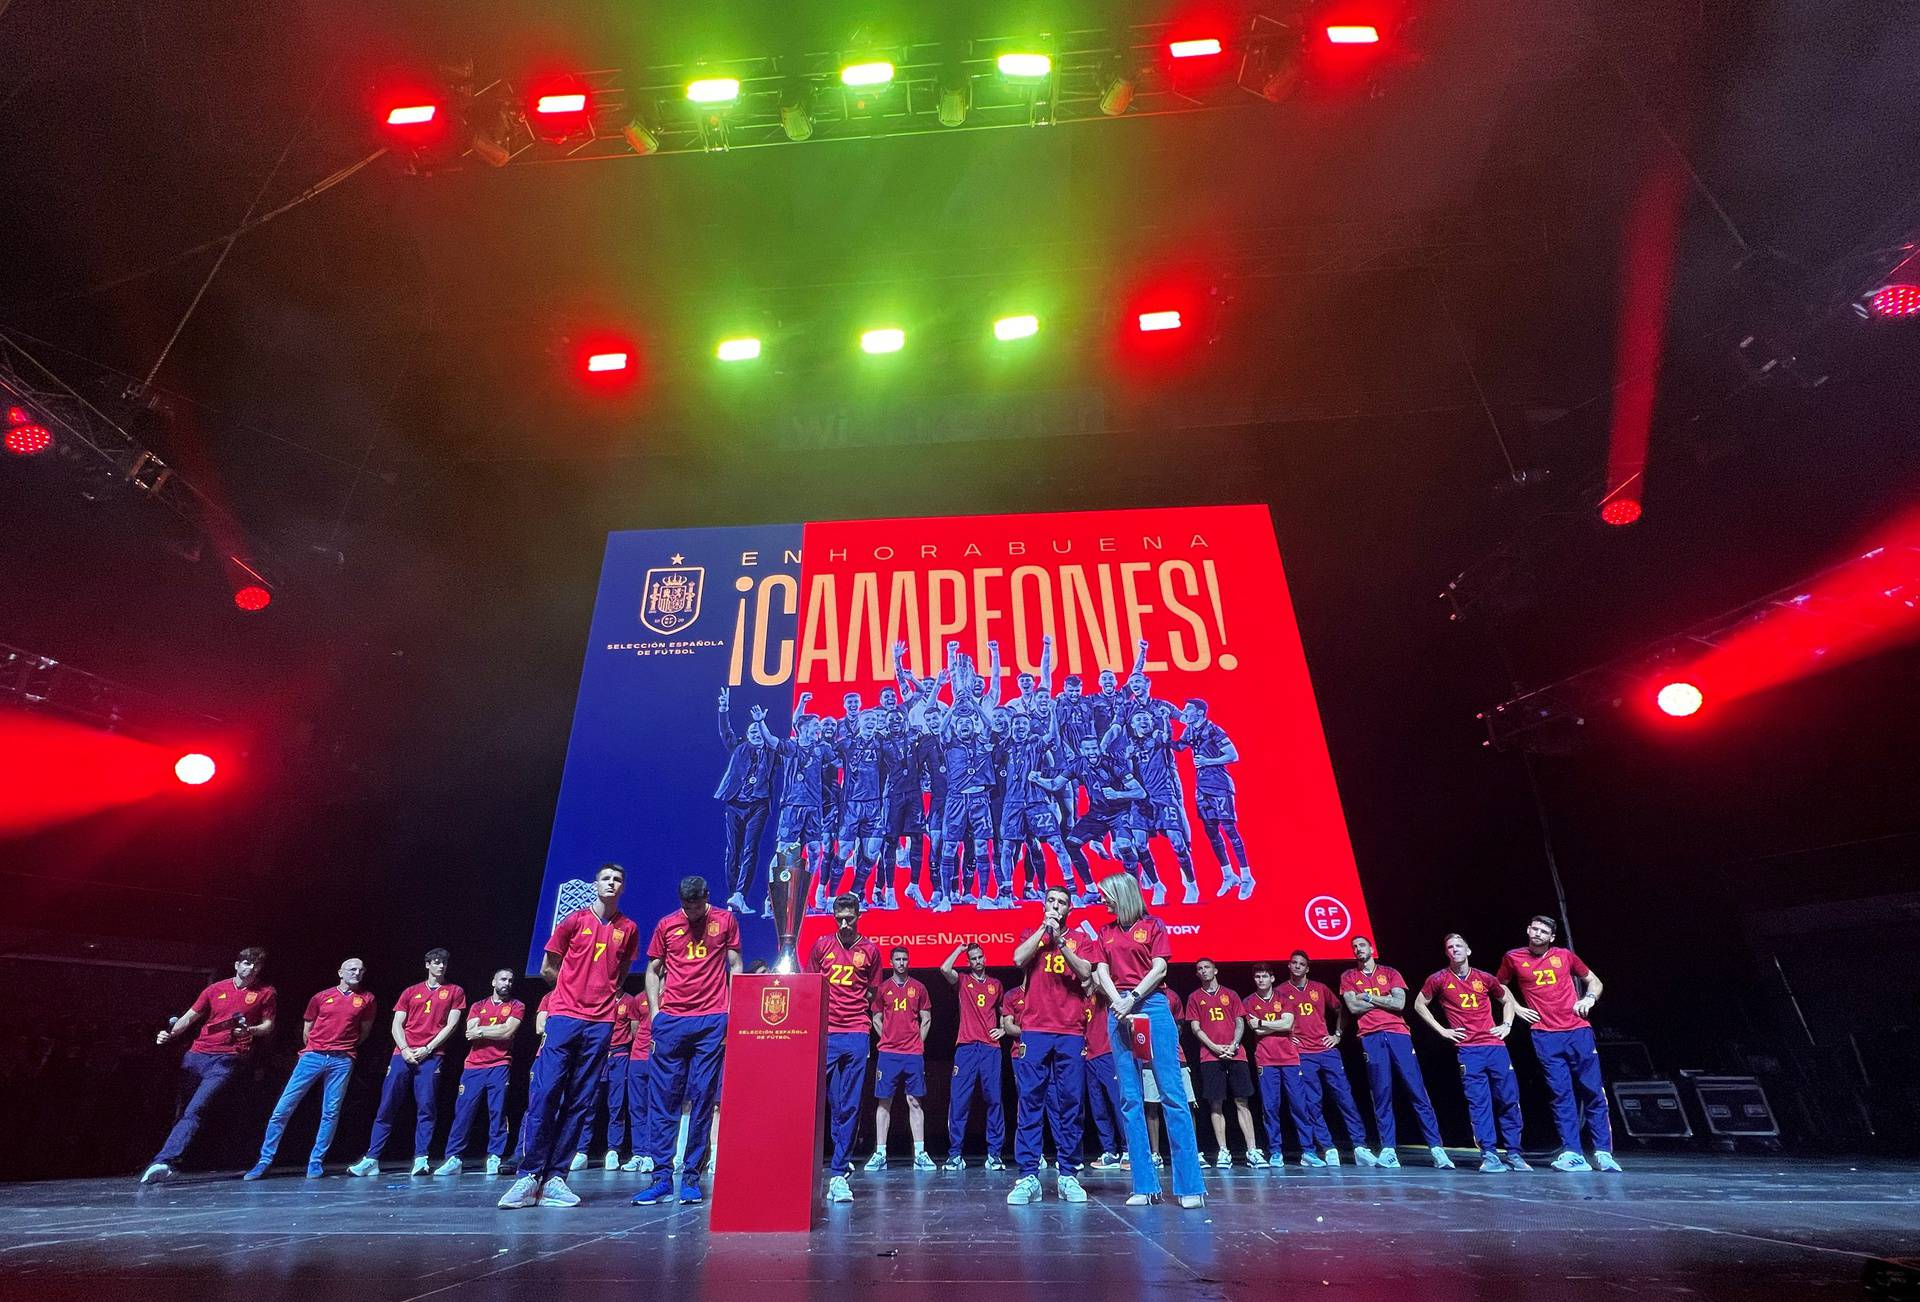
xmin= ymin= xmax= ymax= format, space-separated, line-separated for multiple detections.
xmin=761 ymin=985 xmax=790 ymax=1027
xmin=1304 ymin=895 xmax=1352 ymax=941
xmin=641 ymin=561 xmax=703 ymax=635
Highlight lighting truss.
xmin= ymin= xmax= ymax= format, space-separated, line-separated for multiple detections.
xmin=0 ymin=643 xmax=222 ymax=739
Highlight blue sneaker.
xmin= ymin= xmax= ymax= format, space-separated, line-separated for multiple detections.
xmin=631 ymin=1176 xmax=675 ymax=1205
xmin=306 ymin=1162 xmax=325 ymax=1179
xmin=1479 ymin=1153 xmax=1506 ymax=1173
xmin=678 ymin=1177 xmax=704 ymax=1204
xmin=1298 ymin=1151 xmax=1327 ymax=1169
xmin=1504 ymin=1153 xmax=1533 ymax=1172
xmin=243 ymin=1162 xmax=270 ymax=1181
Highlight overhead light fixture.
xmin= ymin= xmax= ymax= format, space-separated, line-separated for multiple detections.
xmin=937 ymin=66 xmax=971 ymax=127
xmin=385 ymin=104 xmax=437 ymax=126
xmin=1325 ymin=25 xmax=1382 ymax=44
xmin=993 ymin=315 xmax=1039 ymax=341
xmin=1168 ymin=38 xmax=1224 ymax=59
xmin=716 ymin=337 xmax=762 ymax=362
xmin=779 ymin=79 xmax=815 ymax=141
xmin=687 ymin=77 xmax=741 ymax=105
xmin=586 ymin=352 xmax=630 ymax=373
xmin=1138 ymin=310 xmax=1183 ymax=332
xmin=860 ymin=328 xmax=905 ymax=354
xmin=841 ymin=60 xmax=895 ymax=88
xmin=1098 ymin=54 xmax=1136 ymax=116
xmin=997 ymin=52 xmax=1052 ymax=80
xmin=526 ymin=74 xmax=593 ymax=141
xmin=4 ymin=422 xmax=52 ymax=456
xmin=622 ymin=118 xmax=661 ymax=154
xmin=1867 ymin=283 xmax=1920 ymax=319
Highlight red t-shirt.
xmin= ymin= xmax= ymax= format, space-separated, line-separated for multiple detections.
xmin=611 ymin=994 xmax=637 ymax=1048
xmin=302 ymin=987 xmax=376 ymax=1056
xmin=1003 ymin=988 xmax=1027 ymax=1058
xmin=1243 ymin=990 xmax=1301 ymax=1067
xmin=646 ymin=907 xmax=741 ymax=1017
xmin=1420 ymin=968 xmax=1503 ymax=1048
xmin=810 ymin=933 xmax=884 ymax=1033
xmin=1339 ymin=965 xmax=1412 ymax=1036
xmin=628 ymin=992 xmax=653 ymax=1061
xmin=1021 ymin=928 xmax=1098 ymax=1035
xmin=187 ymin=980 xmax=277 ymax=1055
xmin=1496 ymin=947 xmax=1592 ymax=1032
xmin=1184 ymin=986 xmax=1249 ymax=1060
xmin=1082 ymin=996 xmax=1109 ymax=1057
xmin=874 ymin=976 xmax=930 ymax=1055
xmin=1099 ymin=914 xmax=1173 ymax=991
xmin=1282 ymin=977 xmax=1337 ymax=1051
xmin=546 ymin=907 xmax=643 ymax=1021
xmin=393 ymin=982 xmax=467 ymax=1055
xmin=463 ymin=996 xmax=524 ymax=1069
xmin=954 ymin=973 xmax=1003 ymax=1046
xmin=1162 ymin=988 xmax=1187 ymax=1064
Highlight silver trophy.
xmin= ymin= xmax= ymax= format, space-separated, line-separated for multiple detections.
xmin=766 ymin=845 xmax=812 ymax=973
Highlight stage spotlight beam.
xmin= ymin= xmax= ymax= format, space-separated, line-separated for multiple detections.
xmin=1655 ymin=681 xmax=1703 ymax=717
xmin=175 ymin=753 xmax=217 ymax=785
xmin=860 ymin=328 xmax=905 ymax=354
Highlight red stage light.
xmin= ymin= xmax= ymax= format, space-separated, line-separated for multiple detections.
xmin=174 ymin=753 xmax=217 ymax=786
xmin=1600 ymin=497 xmax=1643 ymax=527
xmin=5 ymin=423 xmax=52 ymax=456
xmin=526 ymin=75 xmax=593 ymax=141
xmin=233 ymin=585 xmax=272 ymax=612
xmin=586 ymin=351 xmax=630 ymax=373
xmin=1654 ymin=681 xmax=1703 ymax=718
xmin=1138 ymin=310 xmax=1183 ymax=332
xmin=1868 ymin=283 xmax=1920 ymax=319
xmin=1168 ymin=37 xmax=1224 ymax=58
xmin=5 ymin=406 xmax=29 ymax=425
xmin=1325 ymin=24 xmax=1381 ymax=43
xmin=385 ymin=104 xmax=438 ymax=126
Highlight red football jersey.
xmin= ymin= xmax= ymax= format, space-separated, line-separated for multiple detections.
xmin=955 ymin=973 xmax=1004 ymax=1046
xmin=463 ymin=996 xmax=524 ymax=1069
xmin=393 ymin=982 xmax=467 ymax=1055
xmin=1004 ymin=988 xmax=1028 ymax=1058
xmin=874 ymin=976 xmax=931 ymax=1054
xmin=546 ymin=907 xmax=643 ymax=1022
xmin=302 ymin=987 xmax=376 ymax=1056
xmin=1184 ymin=987 xmax=1250 ymax=1060
xmin=187 ymin=980 xmax=277 ymax=1055
xmin=810 ymin=933 xmax=884 ymax=1033
xmin=1099 ymin=915 xmax=1173 ymax=991
xmin=646 ymin=907 xmax=741 ymax=1017
xmin=1282 ymin=977 xmax=1337 ymax=1049
xmin=610 ymin=994 xmax=637 ymax=1048
xmin=1496 ymin=947 xmax=1592 ymax=1033
xmin=627 ymin=991 xmax=653 ymax=1061
xmin=1339 ymin=965 xmax=1412 ymax=1037
xmin=1420 ymin=968 xmax=1504 ymax=1047
xmin=1162 ymin=987 xmax=1188 ymax=1064
xmin=1082 ymin=996 xmax=1110 ymax=1057
xmin=1020 ymin=928 xmax=1098 ymax=1035
xmin=1243 ymin=991 xmax=1301 ymax=1067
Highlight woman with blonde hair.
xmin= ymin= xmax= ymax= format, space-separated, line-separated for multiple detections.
xmin=1092 ymin=872 xmax=1205 ymax=1207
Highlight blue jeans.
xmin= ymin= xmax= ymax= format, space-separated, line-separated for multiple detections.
xmin=1360 ymin=1033 xmax=1442 ymax=1149
xmin=1457 ymin=1044 xmax=1524 ymax=1155
xmin=153 ymin=1050 xmax=245 ymax=1167
xmin=518 ymin=1016 xmax=613 ymax=1182
xmin=1085 ymin=1052 xmax=1123 ymax=1155
xmin=825 ymin=1032 xmax=871 ymax=1173
xmin=948 ymin=1041 xmax=1005 ymax=1156
xmin=624 ymin=1057 xmax=652 ymax=1159
xmin=1013 ymin=1031 xmax=1086 ymax=1176
xmin=1257 ymin=1063 xmax=1314 ymax=1156
xmin=257 ymin=1051 xmax=355 ymax=1167
xmin=1109 ymin=1001 xmax=1204 ymax=1198
xmin=1296 ymin=1048 xmax=1367 ymax=1150
xmin=646 ymin=1012 xmax=728 ymax=1173
xmin=1532 ymin=1027 xmax=1613 ymax=1152
xmin=366 ymin=1054 xmax=443 ymax=1159
xmin=446 ymin=1064 xmax=511 ymax=1160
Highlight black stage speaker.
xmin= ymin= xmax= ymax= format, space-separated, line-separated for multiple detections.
xmin=1610 ymin=1080 xmax=1692 ymax=1139
xmin=1686 ymin=1075 xmax=1780 ymax=1137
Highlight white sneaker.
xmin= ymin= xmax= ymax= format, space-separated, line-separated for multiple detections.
xmin=497 ymin=1174 xmax=541 ymax=1209
xmin=621 ymin=1155 xmax=645 ymax=1172
xmin=1237 ymin=873 xmax=1256 ymax=901
xmin=568 ymin=1152 xmax=588 ymax=1172
xmin=864 ymin=1151 xmax=887 ymax=1172
xmin=1378 ymin=1148 xmax=1401 ymax=1169
xmin=138 ymin=1162 xmax=173 ymax=1184
xmin=433 ymin=1157 xmax=463 ymax=1177
xmin=1149 ymin=883 xmax=1167 ymax=907
xmin=827 ymin=1174 xmax=853 ymax=1203
xmin=1593 ymin=1150 xmax=1624 ymax=1172
xmin=410 ymin=1156 xmax=430 ymax=1176
xmin=1197 ymin=1151 xmax=1217 ymax=1168
xmin=1552 ymin=1151 xmax=1594 ymax=1172
xmin=1430 ymin=1146 xmax=1455 ymax=1170
xmin=1178 ymin=1193 xmax=1206 ymax=1210
xmin=1246 ymin=1148 xmax=1269 ymax=1168
xmin=485 ymin=1155 xmax=501 ymax=1176
xmin=347 ymin=1157 xmax=379 ymax=1178
xmin=1006 ymin=1174 xmax=1043 ymax=1204
xmin=1216 ymin=872 xmax=1238 ymax=898
xmin=1181 ymin=882 xmax=1200 ymax=905
xmin=541 ymin=1177 xmax=581 ymax=1207
xmin=1323 ymin=1148 xmax=1341 ymax=1167
xmin=1056 ymin=1173 xmax=1088 ymax=1202
xmin=604 ymin=1152 xmax=621 ymax=1171
xmin=1352 ymin=1147 xmax=1378 ymax=1167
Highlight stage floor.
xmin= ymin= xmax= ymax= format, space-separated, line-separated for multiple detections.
xmin=2 ymin=1154 xmax=1916 ymax=1300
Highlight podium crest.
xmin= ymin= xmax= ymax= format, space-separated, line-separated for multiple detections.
xmin=760 ymin=985 xmax=791 ymax=1027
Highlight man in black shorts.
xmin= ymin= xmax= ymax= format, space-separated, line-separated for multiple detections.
xmin=1184 ymin=957 xmax=1265 ymax=1167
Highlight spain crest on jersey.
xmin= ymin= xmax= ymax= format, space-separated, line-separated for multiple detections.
xmin=640 ymin=564 xmax=703 ymax=635
xmin=761 ymin=985 xmax=790 ymax=1027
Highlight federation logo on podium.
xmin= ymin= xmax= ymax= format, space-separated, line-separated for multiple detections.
xmin=760 ymin=985 xmax=790 ymax=1027
xmin=640 ymin=559 xmax=703 ymax=635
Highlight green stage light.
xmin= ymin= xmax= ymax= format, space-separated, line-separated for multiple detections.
xmin=860 ymin=327 xmax=905 ymax=354
xmin=993 ymin=314 xmax=1039 ymax=341
xmin=716 ymin=337 xmax=762 ymax=362
xmin=841 ymin=60 xmax=894 ymax=88
xmin=686 ymin=77 xmax=740 ymax=104
xmin=997 ymin=53 xmax=1052 ymax=79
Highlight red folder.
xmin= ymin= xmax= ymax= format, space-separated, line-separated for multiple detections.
xmin=1128 ymin=1014 xmax=1154 ymax=1062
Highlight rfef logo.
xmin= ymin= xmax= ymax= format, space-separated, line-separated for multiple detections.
xmin=641 ymin=561 xmax=703 ymax=634
xmin=1304 ymin=895 xmax=1352 ymax=941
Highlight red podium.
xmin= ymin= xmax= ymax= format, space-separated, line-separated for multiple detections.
xmin=709 ymin=972 xmax=826 ymax=1232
